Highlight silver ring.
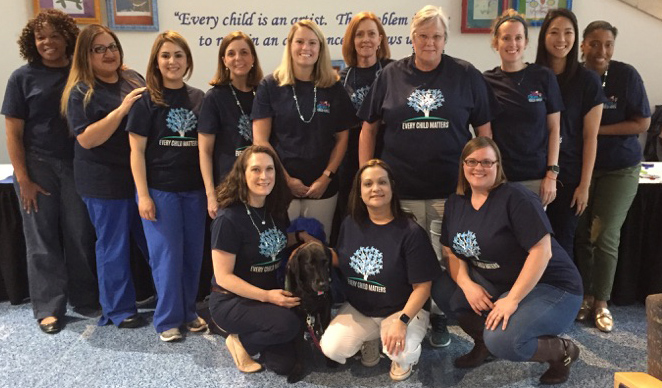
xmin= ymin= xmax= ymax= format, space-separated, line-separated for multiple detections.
xmin=396 ymin=341 xmax=401 ymax=346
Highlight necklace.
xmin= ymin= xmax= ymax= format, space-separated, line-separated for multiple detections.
xmin=229 ymin=83 xmax=255 ymax=116
xmin=244 ymin=203 xmax=268 ymax=226
xmin=344 ymin=60 xmax=383 ymax=90
xmin=601 ymin=65 xmax=609 ymax=89
xmin=292 ymin=84 xmax=317 ymax=123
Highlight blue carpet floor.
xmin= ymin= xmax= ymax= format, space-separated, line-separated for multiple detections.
xmin=0 ymin=301 xmax=647 ymax=387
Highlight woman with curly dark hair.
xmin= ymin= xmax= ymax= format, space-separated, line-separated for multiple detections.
xmin=209 ymin=145 xmax=317 ymax=377
xmin=1 ymin=9 xmax=98 ymax=334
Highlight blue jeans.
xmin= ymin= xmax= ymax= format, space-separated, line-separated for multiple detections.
xmin=141 ymin=188 xmax=206 ymax=333
xmin=83 ymin=197 xmax=148 ymax=326
xmin=431 ymin=269 xmax=581 ymax=361
xmin=14 ymin=154 xmax=97 ymax=320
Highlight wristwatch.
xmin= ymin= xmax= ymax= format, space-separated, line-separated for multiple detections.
xmin=546 ymin=165 xmax=560 ymax=174
xmin=323 ymin=169 xmax=336 ymax=179
xmin=399 ymin=313 xmax=410 ymax=325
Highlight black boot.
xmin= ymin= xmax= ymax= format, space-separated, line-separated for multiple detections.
xmin=454 ymin=313 xmax=492 ymax=368
xmin=530 ymin=336 xmax=580 ymax=385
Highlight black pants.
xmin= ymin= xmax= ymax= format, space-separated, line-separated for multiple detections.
xmin=546 ymin=180 xmax=580 ymax=262
xmin=209 ymin=291 xmax=300 ymax=375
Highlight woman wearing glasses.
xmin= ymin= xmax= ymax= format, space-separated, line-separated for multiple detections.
xmin=61 ymin=24 xmax=149 ymax=330
xmin=431 ymin=137 xmax=582 ymax=385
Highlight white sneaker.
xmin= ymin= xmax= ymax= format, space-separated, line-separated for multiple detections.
xmin=160 ymin=328 xmax=183 ymax=342
xmin=360 ymin=338 xmax=381 ymax=367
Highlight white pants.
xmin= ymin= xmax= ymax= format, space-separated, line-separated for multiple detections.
xmin=288 ymin=194 xmax=337 ymax=243
xmin=320 ymin=302 xmax=429 ymax=367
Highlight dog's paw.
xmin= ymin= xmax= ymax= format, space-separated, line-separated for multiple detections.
xmin=326 ymin=358 xmax=339 ymax=368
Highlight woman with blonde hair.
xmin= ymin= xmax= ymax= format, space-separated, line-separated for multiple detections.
xmin=126 ymin=31 xmax=207 ymax=342
xmin=61 ymin=24 xmax=148 ymax=330
xmin=198 ymin=31 xmax=263 ymax=219
xmin=253 ymin=20 xmax=357 ymax=240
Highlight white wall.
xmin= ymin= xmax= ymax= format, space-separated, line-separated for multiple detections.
xmin=1 ymin=0 xmax=661 ymax=163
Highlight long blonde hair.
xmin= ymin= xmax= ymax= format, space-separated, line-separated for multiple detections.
xmin=273 ymin=20 xmax=338 ymax=88
xmin=146 ymin=31 xmax=193 ymax=106
xmin=60 ymin=24 xmax=125 ymax=116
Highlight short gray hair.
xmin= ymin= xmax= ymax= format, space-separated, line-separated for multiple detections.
xmin=411 ymin=5 xmax=449 ymax=42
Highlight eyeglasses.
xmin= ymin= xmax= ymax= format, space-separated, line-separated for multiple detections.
xmin=414 ymin=33 xmax=445 ymax=44
xmin=91 ymin=43 xmax=119 ymax=54
xmin=464 ymin=159 xmax=498 ymax=168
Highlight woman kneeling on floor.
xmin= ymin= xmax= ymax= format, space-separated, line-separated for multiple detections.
xmin=431 ymin=137 xmax=583 ymax=385
xmin=209 ymin=145 xmax=316 ymax=375
xmin=320 ymin=159 xmax=441 ymax=381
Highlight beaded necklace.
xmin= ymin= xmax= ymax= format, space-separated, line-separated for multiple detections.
xmin=292 ymin=84 xmax=317 ymax=123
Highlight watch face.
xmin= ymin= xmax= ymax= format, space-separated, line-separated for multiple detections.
xmin=399 ymin=313 xmax=410 ymax=324
xmin=548 ymin=165 xmax=560 ymax=173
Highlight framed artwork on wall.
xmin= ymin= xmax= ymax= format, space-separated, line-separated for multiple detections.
xmin=33 ymin=0 xmax=101 ymax=24
xmin=462 ymin=0 xmax=510 ymax=33
xmin=511 ymin=0 xmax=573 ymax=26
xmin=106 ymin=0 xmax=159 ymax=31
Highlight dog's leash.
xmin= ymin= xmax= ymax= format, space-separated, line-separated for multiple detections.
xmin=305 ymin=313 xmax=323 ymax=351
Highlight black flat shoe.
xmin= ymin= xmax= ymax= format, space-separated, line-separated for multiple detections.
xmin=118 ymin=314 xmax=147 ymax=329
xmin=39 ymin=319 xmax=62 ymax=334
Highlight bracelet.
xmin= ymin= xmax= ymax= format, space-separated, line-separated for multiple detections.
xmin=545 ymin=175 xmax=557 ymax=181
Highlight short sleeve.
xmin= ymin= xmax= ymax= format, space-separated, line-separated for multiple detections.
xmin=468 ymin=66 xmax=494 ymax=127
xmin=66 ymin=85 xmax=92 ymax=135
xmin=125 ymin=91 xmax=152 ymax=136
xmin=581 ymin=69 xmax=607 ymax=116
xmin=403 ymin=221 xmax=442 ymax=284
xmin=625 ymin=66 xmax=651 ymax=119
xmin=197 ymin=88 xmax=222 ymax=134
xmin=508 ymin=186 xmax=553 ymax=251
xmin=545 ymin=69 xmax=565 ymax=114
xmin=210 ymin=214 xmax=241 ymax=254
xmin=1 ymin=70 xmax=26 ymax=119
xmin=357 ymin=69 xmax=386 ymax=123
xmin=251 ymin=77 xmax=275 ymax=120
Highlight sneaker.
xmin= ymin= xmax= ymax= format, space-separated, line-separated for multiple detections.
xmin=186 ymin=317 xmax=208 ymax=333
xmin=429 ymin=313 xmax=451 ymax=347
xmin=389 ymin=361 xmax=413 ymax=381
xmin=160 ymin=328 xmax=183 ymax=342
xmin=360 ymin=338 xmax=381 ymax=367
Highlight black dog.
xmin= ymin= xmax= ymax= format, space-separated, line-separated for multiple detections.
xmin=285 ymin=241 xmax=335 ymax=383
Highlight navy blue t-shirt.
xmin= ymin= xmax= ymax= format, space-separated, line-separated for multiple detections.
xmin=2 ymin=62 xmax=74 ymax=160
xmin=66 ymin=70 xmax=145 ymax=199
xmin=198 ymin=84 xmax=254 ymax=185
xmin=595 ymin=60 xmax=651 ymax=171
xmin=441 ymin=183 xmax=582 ymax=295
xmin=211 ymin=203 xmax=289 ymax=291
xmin=557 ymin=67 xmax=606 ymax=183
xmin=484 ymin=64 xmax=564 ymax=181
xmin=337 ymin=216 xmax=442 ymax=317
xmin=126 ymin=84 xmax=204 ymax=192
xmin=358 ymin=55 xmax=493 ymax=199
xmin=252 ymin=75 xmax=358 ymax=199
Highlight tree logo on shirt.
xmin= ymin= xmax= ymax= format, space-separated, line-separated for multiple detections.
xmin=408 ymin=89 xmax=444 ymax=117
xmin=238 ymin=114 xmax=252 ymax=141
xmin=348 ymin=246 xmax=386 ymax=293
xmin=351 ymin=86 xmax=370 ymax=110
xmin=259 ymin=227 xmax=287 ymax=260
xmin=452 ymin=231 xmax=500 ymax=270
xmin=166 ymin=108 xmax=197 ymax=138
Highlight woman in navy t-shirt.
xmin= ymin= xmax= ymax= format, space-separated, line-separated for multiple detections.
xmin=574 ymin=20 xmax=651 ymax=333
xmin=253 ymin=20 xmax=356 ymax=241
xmin=535 ymin=9 xmax=605 ymax=262
xmin=2 ymin=9 xmax=97 ymax=334
xmin=209 ymin=145 xmax=317 ymax=377
xmin=484 ymin=10 xmax=562 ymax=205
xmin=126 ymin=31 xmax=207 ymax=342
xmin=198 ymin=31 xmax=264 ymax=219
xmin=432 ymin=137 xmax=582 ymax=385
xmin=320 ymin=159 xmax=441 ymax=381
xmin=61 ymin=24 xmax=148 ymax=330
